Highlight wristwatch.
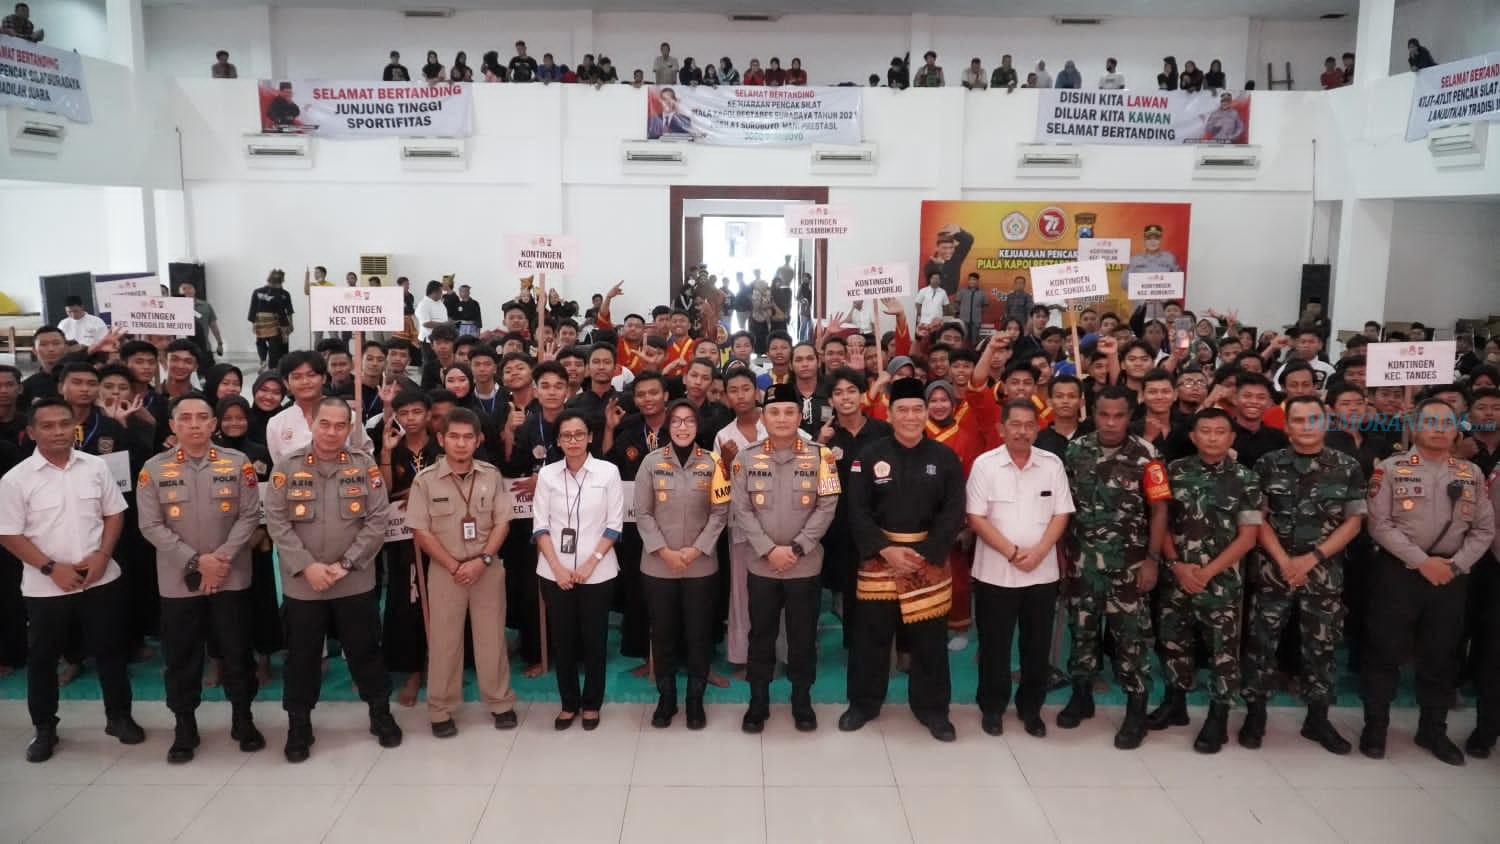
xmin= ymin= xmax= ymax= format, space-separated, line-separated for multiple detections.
xmin=791 ymin=542 xmax=807 ymax=558
xmin=185 ymin=558 xmax=200 ymax=574
xmin=339 ymin=558 xmax=355 ymax=572
xmin=481 ymin=553 xmax=495 ymax=567
xmin=1449 ymin=561 xmax=1463 ymax=576
xmin=588 ymin=551 xmax=603 ymax=564
xmin=39 ymin=560 xmax=55 ymax=576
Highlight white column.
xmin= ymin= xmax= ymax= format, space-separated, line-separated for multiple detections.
xmin=570 ymin=10 xmax=595 ymax=63
xmin=909 ymin=13 xmax=933 ymax=73
xmin=1354 ymin=0 xmax=1395 ymax=84
xmin=244 ymin=5 xmax=277 ymax=79
xmin=1330 ymin=198 xmax=1394 ymax=340
xmin=105 ymin=0 xmax=145 ymax=70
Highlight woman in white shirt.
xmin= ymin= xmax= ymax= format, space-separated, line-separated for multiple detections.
xmin=533 ymin=409 xmax=623 ymax=730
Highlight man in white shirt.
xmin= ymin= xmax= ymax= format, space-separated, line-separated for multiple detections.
xmin=58 ymin=296 xmax=108 ymax=348
xmin=847 ymin=299 xmax=875 ymax=334
xmin=0 ymin=397 xmax=144 ymax=762
xmin=415 ymin=280 xmax=451 ymax=346
xmin=1033 ymin=60 xmax=1053 ymax=89
xmin=266 ymin=351 xmax=373 ymax=466
xmin=1099 ymin=57 xmax=1127 ymax=89
xmin=965 ymin=397 xmax=1073 ymax=738
xmin=653 ymin=41 xmax=679 ymax=85
xmin=914 ymin=273 xmax=951 ymax=328
xmin=1272 ymin=327 xmax=1337 ymax=390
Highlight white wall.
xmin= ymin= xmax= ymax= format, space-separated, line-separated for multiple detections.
xmin=1384 ymin=199 xmax=1500 ymax=326
xmin=1392 ymin=0 xmax=1500 ymax=76
xmin=0 ymin=181 xmax=149 ymax=311
xmin=36 ymin=0 xmax=108 ymax=60
xmin=1251 ymin=18 xmax=1357 ymax=90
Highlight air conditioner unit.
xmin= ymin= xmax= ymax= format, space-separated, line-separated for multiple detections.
xmin=6 ymin=107 xmax=65 ymax=156
xmin=1428 ymin=122 xmax=1488 ymax=168
xmin=810 ymin=144 xmax=877 ymax=175
xmin=359 ymin=253 xmax=394 ymax=286
xmin=399 ymin=137 xmax=466 ymax=171
xmin=402 ymin=7 xmax=454 ymax=17
xmin=243 ymin=133 xmax=312 ymax=169
xmin=1016 ymin=144 xmax=1083 ymax=177
xmin=1193 ymin=145 xmax=1260 ymax=179
xmin=622 ymin=142 xmax=686 ymax=170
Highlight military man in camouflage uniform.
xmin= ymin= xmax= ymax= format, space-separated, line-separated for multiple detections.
xmin=1240 ymin=396 xmax=1366 ymax=755
xmin=1059 ymin=386 xmax=1170 ymax=749
xmin=1148 ymin=408 xmax=1264 ymax=754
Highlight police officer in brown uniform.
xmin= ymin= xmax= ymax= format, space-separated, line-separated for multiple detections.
xmin=635 ymin=399 xmax=731 ymax=730
xmin=1362 ymin=398 xmax=1496 ymax=765
xmin=266 ymin=397 xmax=401 ymax=763
xmin=405 ymin=407 xmax=517 ymax=737
xmin=138 ymin=394 xmax=266 ymax=764
xmin=730 ymin=383 xmax=840 ymax=734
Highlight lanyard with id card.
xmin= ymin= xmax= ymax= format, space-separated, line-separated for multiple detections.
xmin=560 ymin=466 xmax=587 ymax=560
xmin=453 ymin=470 xmax=479 ymax=542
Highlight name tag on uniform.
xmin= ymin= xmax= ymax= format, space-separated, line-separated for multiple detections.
xmin=1041 ymin=490 xmax=1053 ymax=497
xmin=462 ymin=516 xmax=478 ymax=541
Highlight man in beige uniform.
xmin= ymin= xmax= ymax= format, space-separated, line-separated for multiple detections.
xmin=266 ymin=397 xmax=400 ymax=763
xmin=138 ymin=394 xmax=265 ymax=764
xmin=405 ymin=407 xmax=516 ymax=737
xmin=730 ymin=383 xmax=840 ymax=734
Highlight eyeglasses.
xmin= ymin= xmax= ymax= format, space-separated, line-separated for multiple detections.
xmin=669 ymin=418 xmax=697 ymax=428
xmin=558 ymin=431 xmax=589 ymax=441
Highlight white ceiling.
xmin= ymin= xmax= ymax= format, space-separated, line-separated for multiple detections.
xmin=142 ymin=0 xmax=1360 ymax=20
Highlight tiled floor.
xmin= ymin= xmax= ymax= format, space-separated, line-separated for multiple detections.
xmin=2 ymin=700 xmax=1499 ymax=843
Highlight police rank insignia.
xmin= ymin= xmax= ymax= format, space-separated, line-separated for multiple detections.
xmin=271 ymin=472 xmax=287 ymax=490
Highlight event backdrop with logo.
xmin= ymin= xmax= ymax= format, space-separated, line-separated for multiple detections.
xmin=0 ymin=34 xmax=90 ymax=123
xmin=256 ymin=80 xmax=473 ymax=138
xmin=917 ymin=201 xmax=1193 ymax=323
xmin=1035 ymin=90 xmax=1250 ymax=146
xmin=646 ymin=85 xmax=860 ymax=146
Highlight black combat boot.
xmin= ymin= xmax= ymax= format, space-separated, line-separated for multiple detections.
xmin=1114 ymin=693 xmax=1149 ymax=750
xmin=791 ymin=688 xmax=817 ymax=732
xmin=1359 ymin=702 xmax=1388 ymax=760
xmin=1193 ymin=702 xmax=1230 ymax=754
xmin=651 ymin=677 xmax=678 ymax=729
xmin=1300 ymin=702 xmax=1351 ymax=755
xmin=25 ymin=724 xmax=58 ymax=763
xmin=1237 ymin=699 xmax=1267 ymax=749
xmin=231 ymin=706 xmax=266 ymax=752
xmin=1056 ymin=680 xmax=1095 ymax=729
xmin=1466 ymin=727 xmax=1496 ymax=760
xmin=368 ymin=704 xmax=403 ymax=749
xmin=167 ymin=712 xmax=200 ymax=764
xmin=284 ymin=713 xmax=314 ymax=763
xmin=1415 ymin=707 xmax=1465 ymax=766
xmin=685 ymin=679 xmax=708 ymax=730
xmin=741 ymin=687 xmax=769 ymax=734
xmin=1147 ymin=688 xmax=1190 ymax=731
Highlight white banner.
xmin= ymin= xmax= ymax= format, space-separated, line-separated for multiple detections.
xmin=1030 ymin=260 xmax=1110 ymax=305
xmin=785 ymin=205 xmax=851 ymax=238
xmin=1076 ymin=238 xmax=1131 ymax=264
xmin=113 ymin=296 xmax=195 ymax=336
xmin=93 ymin=275 xmax=154 ymax=315
xmin=1126 ymin=271 xmax=1186 ymax=300
xmin=0 ymin=35 xmax=91 ymax=123
xmin=310 ymin=285 xmax=405 ymax=333
xmin=647 ymin=85 xmax=861 ymax=146
xmin=507 ymin=477 xmax=534 ymax=519
xmin=384 ymin=500 xmax=411 ymax=543
xmin=1405 ymin=52 xmax=1500 ymax=141
xmin=257 ymin=79 xmax=473 ymax=139
xmin=622 ymin=480 xmax=636 ymax=523
xmin=102 ymin=451 xmax=132 ymax=494
xmin=837 ymin=262 xmax=913 ymax=302
xmin=504 ymin=234 xmax=577 ymax=276
xmin=1366 ymin=341 xmax=1458 ymax=387
xmin=1035 ymin=89 xmax=1251 ymax=146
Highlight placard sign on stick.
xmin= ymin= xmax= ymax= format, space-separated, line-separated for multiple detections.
xmin=504 ymin=234 xmax=576 ymax=276
xmin=384 ymin=500 xmax=412 ymax=543
xmin=93 ymin=275 xmax=154 ymax=315
xmin=1030 ymin=260 xmax=1110 ymax=305
xmin=785 ymin=205 xmax=851 ymax=238
xmin=1365 ymin=341 xmax=1457 ymax=387
xmin=1076 ymin=238 xmax=1131 ymax=264
xmin=114 ymin=296 xmax=196 ymax=336
xmin=1127 ymin=271 xmax=1186 ymax=300
xmin=310 ymin=285 xmax=404 ymax=333
xmin=837 ymin=262 xmax=913 ymax=301
xmin=507 ymin=478 xmax=535 ymax=519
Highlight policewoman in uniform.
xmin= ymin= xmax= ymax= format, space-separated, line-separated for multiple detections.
xmin=265 ymin=397 xmax=401 ymax=762
xmin=405 ymin=407 xmax=516 ymax=737
xmin=635 ymin=399 xmax=731 ymax=730
xmin=137 ymin=394 xmax=266 ymax=764
xmin=839 ymin=377 xmax=966 ymax=742
xmin=730 ymin=383 xmax=840 ymax=734
xmin=1361 ymin=398 xmax=1496 ymax=765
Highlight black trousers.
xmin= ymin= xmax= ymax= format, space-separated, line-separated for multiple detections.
xmin=161 ymin=589 xmax=258 ymax=715
xmin=847 ymin=598 xmax=951 ymax=722
xmin=381 ymin=542 xmax=427 ymax=674
xmin=541 ymin=578 xmax=614 ymax=713
xmin=0 ymin=548 xmax=25 ymax=668
xmin=1361 ymin=554 xmax=1468 ymax=712
xmin=256 ymin=335 xmax=288 ymax=368
xmin=282 ymin=590 xmax=389 ymax=715
xmin=502 ymin=521 xmax=542 ymax=667
xmin=746 ymin=573 xmax=820 ymax=698
xmin=248 ymin=546 xmax=283 ymax=655
xmin=1469 ymin=555 xmax=1500 ymax=734
xmin=749 ymin=320 xmax=770 ymax=355
xmin=975 ymin=581 xmax=1058 ymax=718
xmin=1343 ymin=535 xmax=1375 ymax=671
xmin=117 ymin=511 xmax=159 ymax=642
xmin=26 ymin=577 xmax=132 ymax=728
xmin=644 ymin=574 xmax=716 ymax=684
xmin=614 ymin=526 xmax=650 ymax=659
